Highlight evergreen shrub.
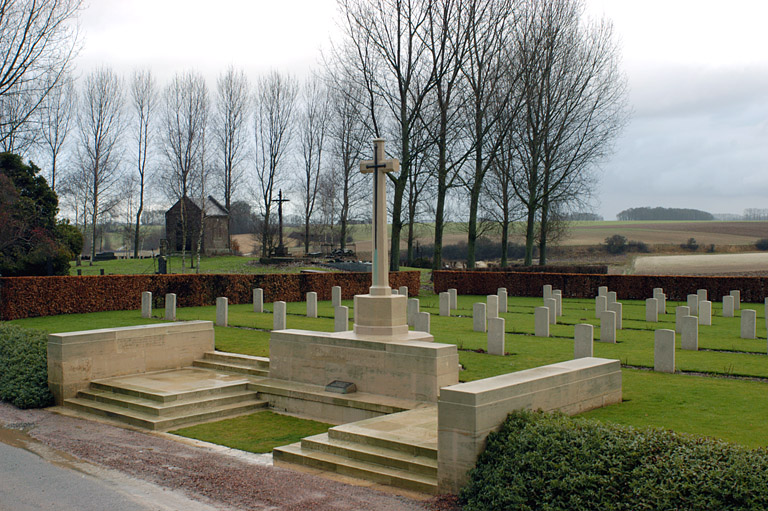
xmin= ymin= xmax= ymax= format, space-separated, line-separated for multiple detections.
xmin=0 ymin=324 xmax=54 ymax=409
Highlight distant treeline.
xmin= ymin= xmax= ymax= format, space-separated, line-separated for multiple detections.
xmin=617 ymin=207 xmax=714 ymax=221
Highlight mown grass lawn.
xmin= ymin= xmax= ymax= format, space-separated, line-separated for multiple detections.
xmin=8 ymin=292 xmax=768 ymax=447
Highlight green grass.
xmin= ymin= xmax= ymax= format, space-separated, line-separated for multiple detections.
xmin=69 ymin=255 xmax=334 ymax=276
xmin=8 ymin=292 xmax=768 ymax=448
xmin=170 ymin=411 xmax=332 ymax=453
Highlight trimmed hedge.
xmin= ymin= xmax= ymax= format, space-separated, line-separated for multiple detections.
xmin=0 ymin=271 xmax=420 ymax=320
xmin=434 ymin=270 xmax=768 ymax=302
xmin=460 ymin=410 xmax=768 ymax=510
xmin=475 ymin=265 xmax=608 ymax=274
xmin=0 ymin=324 xmax=54 ymax=409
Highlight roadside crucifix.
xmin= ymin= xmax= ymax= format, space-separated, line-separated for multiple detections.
xmin=360 ymin=138 xmax=399 ymax=295
xmin=274 ymin=189 xmax=290 ymax=257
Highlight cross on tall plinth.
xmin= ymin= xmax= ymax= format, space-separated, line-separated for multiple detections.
xmin=274 ymin=189 xmax=290 ymax=257
xmin=360 ymin=138 xmax=399 ymax=296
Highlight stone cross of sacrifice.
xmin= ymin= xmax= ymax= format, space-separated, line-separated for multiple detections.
xmin=360 ymin=138 xmax=399 ymax=296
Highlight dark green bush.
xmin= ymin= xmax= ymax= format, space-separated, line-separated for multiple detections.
xmin=460 ymin=410 xmax=768 ymax=510
xmin=682 ymin=237 xmax=699 ymax=251
xmin=755 ymin=239 xmax=768 ymax=251
xmin=604 ymin=234 xmax=628 ymax=254
xmin=0 ymin=324 xmax=54 ymax=408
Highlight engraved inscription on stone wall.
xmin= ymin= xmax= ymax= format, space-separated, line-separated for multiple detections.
xmin=118 ymin=335 xmax=164 ymax=351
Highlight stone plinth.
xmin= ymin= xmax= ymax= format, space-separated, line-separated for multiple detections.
xmin=269 ymin=329 xmax=458 ymax=403
xmin=353 ymin=293 xmax=409 ymax=337
xmin=437 ymin=357 xmax=622 ymax=493
xmin=47 ymin=321 xmax=215 ymax=405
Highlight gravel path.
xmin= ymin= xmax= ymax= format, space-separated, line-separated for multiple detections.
xmin=0 ymin=404 xmax=457 ymax=511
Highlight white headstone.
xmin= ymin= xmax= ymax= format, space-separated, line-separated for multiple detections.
xmin=675 ymin=306 xmax=690 ymax=333
xmin=698 ymin=300 xmax=711 ymax=326
xmin=608 ymin=302 xmax=622 ymax=330
xmin=164 ymin=293 xmax=176 ymax=321
xmin=487 ymin=317 xmax=505 ymax=356
xmin=353 ymin=295 xmax=358 ymax=324
xmin=697 ymin=289 xmax=707 ymax=303
xmin=216 ymin=297 xmax=228 ymax=327
xmin=765 ymin=298 xmax=768 ymax=333
xmin=497 ymin=288 xmax=508 ymax=313
xmin=399 ymin=286 xmax=408 ymax=298
xmin=487 ymin=295 xmax=499 ymax=319
xmin=553 ymin=290 xmax=563 ymax=317
xmin=681 ymin=315 xmax=698 ymax=351
xmin=741 ymin=309 xmax=756 ymax=339
xmin=253 ymin=288 xmax=264 ymax=313
xmin=415 ymin=311 xmax=430 ymax=333
xmin=544 ymin=298 xmax=557 ymax=325
xmin=600 ymin=310 xmax=616 ymax=343
xmin=407 ymin=298 xmax=420 ymax=327
xmin=391 ymin=289 xmax=399 ymax=295
xmin=687 ymin=294 xmax=699 ymax=316
xmin=334 ymin=306 xmax=349 ymax=332
xmin=722 ymin=295 xmax=734 ymax=317
xmin=534 ymin=307 xmax=550 ymax=337
xmin=607 ymin=291 xmax=617 ymax=304
xmin=439 ymin=292 xmax=451 ymax=317
xmin=730 ymin=290 xmax=741 ymax=310
xmin=448 ymin=288 xmax=458 ymax=310
xmin=141 ymin=291 xmax=152 ymax=319
xmin=598 ymin=286 xmax=608 ymax=297
xmin=654 ymin=329 xmax=676 ymax=373
xmin=543 ymin=284 xmax=553 ymax=299
xmin=646 ymin=298 xmax=658 ymax=322
xmin=274 ymin=301 xmax=287 ymax=330
xmin=306 ymin=292 xmax=318 ymax=318
xmin=473 ymin=303 xmax=487 ymax=332
xmin=595 ymin=295 xmax=607 ymax=319
xmin=574 ymin=324 xmax=594 ymax=359
xmin=653 ymin=288 xmax=666 ymax=314
xmin=332 ymin=286 xmax=342 ymax=308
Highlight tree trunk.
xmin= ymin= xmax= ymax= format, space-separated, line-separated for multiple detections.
xmin=466 ymin=177 xmax=482 ymax=269
xmin=500 ymin=217 xmax=509 ymax=267
xmin=524 ymin=204 xmax=536 ymax=266
xmin=432 ymin=187 xmax=446 ymax=270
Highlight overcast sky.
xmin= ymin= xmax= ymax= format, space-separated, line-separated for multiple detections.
xmin=76 ymin=0 xmax=768 ymax=220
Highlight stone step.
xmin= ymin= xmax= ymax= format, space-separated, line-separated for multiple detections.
xmin=202 ymin=351 xmax=270 ymax=370
xmin=273 ymin=442 xmax=438 ymax=495
xmin=74 ymin=387 xmax=263 ymax=417
xmin=192 ymin=360 xmax=269 ymax=378
xmin=300 ymin=433 xmax=436 ymax=477
xmin=64 ymin=396 xmax=268 ymax=431
xmin=328 ymin=422 xmax=437 ymax=460
xmin=89 ymin=379 xmax=252 ymax=404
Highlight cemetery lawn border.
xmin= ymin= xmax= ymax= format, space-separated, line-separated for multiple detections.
xmin=170 ymin=410 xmax=333 ymax=453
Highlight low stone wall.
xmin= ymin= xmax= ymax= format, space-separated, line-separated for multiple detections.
xmin=269 ymin=330 xmax=459 ymax=403
xmin=434 ymin=270 xmax=768 ymax=302
xmin=47 ymin=321 xmax=215 ymax=404
xmin=437 ymin=357 xmax=622 ymax=493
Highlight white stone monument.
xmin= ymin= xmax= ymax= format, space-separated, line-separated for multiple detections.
xmin=675 ymin=306 xmax=690 ymax=334
xmin=598 ymin=286 xmax=608 ymax=297
xmin=332 ymin=286 xmax=342 ymax=308
xmin=415 ymin=311 xmax=430 ymax=333
xmin=407 ymin=298 xmax=419 ymax=326
xmin=497 ymin=288 xmax=508 ymax=313
xmin=534 ymin=307 xmax=549 ymax=337
xmin=439 ymin=292 xmax=451 ymax=317
xmin=595 ymin=295 xmax=607 ymax=319
xmin=487 ymin=318 xmax=505 ymax=356
xmin=654 ymin=329 xmax=675 ymax=373
xmin=487 ymin=295 xmax=499 ymax=319
xmin=399 ymin=286 xmax=408 ymax=298
xmin=543 ymin=284 xmax=553 ymax=299
xmin=448 ymin=288 xmax=458 ymax=310
xmin=687 ymin=294 xmax=699 ymax=315
xmin=216 ymin=297 xmax=228 ymax=327
xmin=645 ymin=298 xmax=658 ymax=323
xmin=681 ymin=315 xmax=698 ymax=351
xmin=698 ymin=300 xmax=711 ymax=326
xmin=473 ymin=303 xmax=487 ymax=333
xmin=141 ymin=291 xmax=152 ymax=319
xmin=253 ymin=288 xmax=264 ymax=313
xmin=741 ymin=310 xmax=756 ymax=339
xmin=607 ymin=291 xmax=617 ymax=304
xmin=653 ymin=288 xmax=666 ymax=314
xmin=723 ymin=295 xmax=735 ymax=317
xmin=600 ymin=310 xmax=616 ymax=343
xmin=164 ymin=293 xmax=176 ymax=321
xmin=306 ymin=292 xmax=318 ymax=318
xmin=553 ymin=290 xmax=563 ymax=317
xmin=730 ymin=290 xmax=741 ymax=311
xmin=697 ymin=289 xmax=707 ymax=303
xmin=334 ymin=306 xmax=349 ymax=332
xmin=544 ymin=298 xmax=557 ymax=325
xmin=608 ymin=302 xmax=622 ymax=330
xmin=274 ymin=301 xmax=287 ymax=330
xmin=574 ymin=324 xmax=594 ymax=358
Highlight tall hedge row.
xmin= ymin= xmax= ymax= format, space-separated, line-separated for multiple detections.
xmin=461 ymin=410 xmax=768 ymax=510
xmin=434 ymin=271 xmax=768 ymax=302
xmin=0 ymin=271 xmax=420 ymax=320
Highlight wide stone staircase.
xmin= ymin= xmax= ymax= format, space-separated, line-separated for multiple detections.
xmin=273 ymin=406 xmax=439 ymax=494
xmin=63 ymin=352 xmax=270 ymax=431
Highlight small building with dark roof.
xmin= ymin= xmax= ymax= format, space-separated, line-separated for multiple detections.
xmin=165 ymin=196 xmax=230 ymax=255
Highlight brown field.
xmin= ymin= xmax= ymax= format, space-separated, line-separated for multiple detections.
xmin=561 ymin=221 xmax=768 ymax=246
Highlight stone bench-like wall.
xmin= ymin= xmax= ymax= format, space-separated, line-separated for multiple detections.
xmin=437 ymin=357 xmax=622 ymax=493
xmin=47 ymin=321 xmax=215 ymax=404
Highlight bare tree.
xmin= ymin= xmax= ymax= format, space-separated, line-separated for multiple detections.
xmin=214 ymin=66 xmax=250 ymax=249
xmin=39 ymin=72 xmax=76 ymax=192
xmin=77 ymin=66 xmax=124 ymax=264
xmin=161 ymin=70 xmax=209 ymax=271
xmin=0 ymin=0 xmax=82 ymax=147
xmin=253 ymin=71 xmax=297 ymax=258
xmin=296 ymin=76 xmax=330 ymax=254
xmin=510 ymin=0 xmax=628 ymax=265
xmin=130 ymin=69 xmax=157 ymax=258
xmin=337 ymin=0 xmax=436 ymax=271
